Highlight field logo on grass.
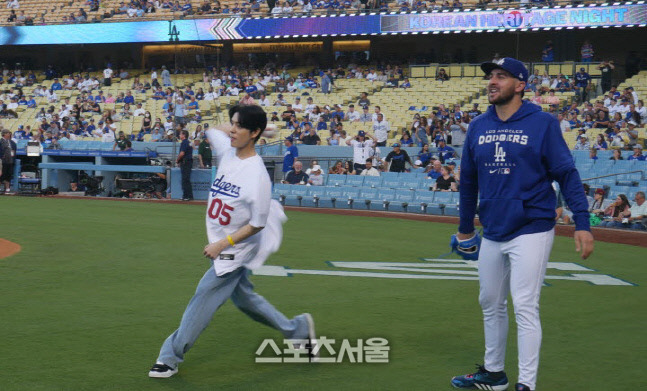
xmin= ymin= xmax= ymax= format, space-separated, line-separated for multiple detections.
xmin=255 ymin=337 xmax=389 ymax=363
xmin=253 ymin=259 xmax=635 ymax=286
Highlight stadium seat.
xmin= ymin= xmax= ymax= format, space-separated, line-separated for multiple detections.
xmin=381 ymin=172 xmax=400 ymax=181
xmin=390 ymin=189 xmax=415 ymax=212
xmin=427 ymin=192 xmax=455 ymax=215
xmin=284 ymin=186 xmax=310 ymax=207
xmin=272 ymin=183 xmax=292 ymax=203
xmin=381 ymin=177 xmax=401 ymax=189
xmin=345 ymin=175 xmax=365 ymax=187
xmin=400 ymin=178 xmax=422 ymax=190
xmin=362 ymin=176 xmax=381 ymax=188
xmin=327 ymin=174 xmax=347 ymax=186
xmin=407 ymin=190 xmax=436 ymax=214
xmin=354 ymin=187 xmax=379 ymax=210
xmin=316 ymin=186 xmax=341 ymax=208
xmin=370 ymin=189 xmax=396 ymax=211
xmin=302 ymin=186 xmax=327 ymax=207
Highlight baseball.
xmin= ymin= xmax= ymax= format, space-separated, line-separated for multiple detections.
xmin=263 ymin=124 xmax=278 ymax=138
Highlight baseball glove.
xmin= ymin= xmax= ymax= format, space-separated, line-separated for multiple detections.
xmin=450 ymin=231 xmax=482 ymax=260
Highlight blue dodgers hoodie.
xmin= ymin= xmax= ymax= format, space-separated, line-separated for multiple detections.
xmin=459 ymin=101 xmax=590 ymax=242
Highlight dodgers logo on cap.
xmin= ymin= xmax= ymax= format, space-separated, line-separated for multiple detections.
xmin=481 ymin=57 xmax=529 ymax=83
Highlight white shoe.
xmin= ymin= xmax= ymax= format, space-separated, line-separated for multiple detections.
xmin=148 ymin=361 xmax=178 ymax=378
xmin=303 ymin=313 xmax=319 ymax=362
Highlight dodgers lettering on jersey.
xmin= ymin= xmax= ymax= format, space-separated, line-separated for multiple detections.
xmin=459 ymin=101 xmax=590 ymax=241
xmin=205 ymin=129 xmax=272 ymax=276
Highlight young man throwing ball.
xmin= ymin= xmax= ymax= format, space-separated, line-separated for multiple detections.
xmin=149 ymin=104 xmax=315 ymax=378
xmin=450 ymin=58 xmax=594 ymax=391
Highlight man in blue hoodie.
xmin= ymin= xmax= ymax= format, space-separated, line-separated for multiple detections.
xmin=450 ymin=58 xmax=594 ymax=391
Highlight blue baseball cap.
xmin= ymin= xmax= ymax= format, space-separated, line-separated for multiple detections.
xmin=358 ymin=131 xmax=366 ymax=137
xmin=481 ymin=57 xmax=529 ymax=83
xmin=285 ymin=136 xmax=294 ymax=142
xmin=393 ymin=143 xmax=400 ymax=148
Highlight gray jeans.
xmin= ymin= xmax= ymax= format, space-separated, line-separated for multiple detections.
xmin=157 ymin=267 xmax=309 ymax=367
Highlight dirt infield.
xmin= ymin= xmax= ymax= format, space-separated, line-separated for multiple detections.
xmin=0 ymin=239 xmax=21 ymax=260
xmin=21 ymin=194 xmax=647 ymax=248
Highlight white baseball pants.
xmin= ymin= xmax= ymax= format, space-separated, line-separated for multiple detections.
xmin=478 ymin=229 xmax=554 ymax=391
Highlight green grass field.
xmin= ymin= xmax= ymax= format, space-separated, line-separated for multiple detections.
xmin=1 ymin=197 xmax=645 ymax=391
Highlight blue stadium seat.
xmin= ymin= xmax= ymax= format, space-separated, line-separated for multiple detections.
xmin=272 ymin=183 xmax=292 ymax=204
xmin=381 ymin=177 xmax=402 ymax=189
xmin=418 ymin=179 xmax=434 ymax=190
xmin=380 ymin=172 xmax=400 ymax=181
xmin=613 ymin=160 xmax=636 ymax=172
xmin=406 ymin=190 xmax=436 ymax=213
xmin=444 ymin=198 xmax=461 ymax=216
xmin=302 ymin=186 xmax=327 ymax=207
xmin=327 ymin=174 xmax=347 ymax=186
xmin=340 ymin=187 xmax=361 ymax=209
xmin=616 ymin=172 xmax=641 ymax=186
xmin=316 ymin=186 xmax=340 ymax=208
xmin=370 ymin=189 xmax=396 ymax=211
xmin=284 ymin=186 xmax=310 ymax=207
xmin=362 ymin=176 xmax=381 ymax=188
xmin=354 ymin=187 xmax=379 ymax=210
xmin=390 ymin=189 xmax=415 ymax=212
xmin=572 ymin=150 xmax=590 ymax=163
xmin=345 ymin=175 xmax=365 ymax=187
xmin=400 ymin=178 xmax=422 ymax=190
xmin=427 ymin=191 xmax=455 ymax=215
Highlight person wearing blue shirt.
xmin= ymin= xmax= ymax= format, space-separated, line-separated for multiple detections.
xmin=13 ymin=126 xmax=27 ymax=140
xmin=187 ymin=97 xmax=199 ymax=110
xmin=451 ymin=58 xmax=593 ymax=391
xmin=51 ymin=79 xmax=63 ymax=90
xmin=26 ymin=96 xmax=37 ymax=108
xmin=628 ymin=145 xmax=646 ymax=161
xmin=541 ymin=40 xmax=554 ymax=62
xmin=123 ymin=91 xmax=135 ymax=105
xmin=574 ymin=67 xmax=591 ymax=102
xmin=176 ymin=130 xmax=193 ymax=201
xmin=244 ymin=84 xmax=257 ymax=95
xmin=436 ymin=139 xmax=455 ymax=162
xmin=282 ymin=137 xmax=298 ymax=174
xmin=17 ymin=97 xmax=28 ymax=106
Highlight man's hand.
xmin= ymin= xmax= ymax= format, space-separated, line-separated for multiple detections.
xmin=574 ymin=230 xmax=594 ymax=260
xmin=203 ymin=240 xmax=228 ymax=260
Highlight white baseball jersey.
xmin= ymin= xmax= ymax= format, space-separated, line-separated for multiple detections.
xmin=206 ymin=129 xmax=273 ymax=276
xmin=350 ymin=139 xmax=375 ymax=164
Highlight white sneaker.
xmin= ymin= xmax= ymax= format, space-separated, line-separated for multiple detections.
xmin=148 ymin=361 xmax=178 ymax=378
xmin=303 ymin=313 xmax=319 ymax=362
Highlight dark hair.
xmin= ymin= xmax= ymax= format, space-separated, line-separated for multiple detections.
xmin=366 ymin=158 xmax=372 ymax=163
xmin=228 ymin=104 xmax=267 ymax=142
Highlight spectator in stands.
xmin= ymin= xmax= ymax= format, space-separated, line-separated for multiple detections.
xmin=432 ymin=165 xmax=457 ymax=192
xmin=580 ymin=40 xmax=594 ymax=62
xmin=599 ymin=194 xmax=631 ymax=227
xmin=300 ymin=123 xmax=321 ymax=145
xmin=628 ymin=144 xmax=645 ymax=161
xmin=347 ymin=130 xmax=376 ymax=174
xmin=358 ymin=92 xmax=370 ymax=107
xmin=574 ymin=136 xmax=590 ymax=151
xmin=307 ymin=165 xmax=324 ymax=186
xmin=346 ymin=104 xmax=360 ymax=122
xmin=360 ymin=158 xmax=380 ymax=177
xmin=623 ymin=192 xmax=647 ymax=230
xmin=384 ymin=143 xmax=412 ymax=173
xmin=400 ymin=131 xmax=414 ymax=147
xmin=626 ymin=121 xmax=640 ymax=146
xmin=282 ymin=136 xmax=298 ymax=176
xmin=541 ymin=40 xmax=554 ymax=62
xmin=141 ymin=111 xmax=153 ymax=134
xmin=161 ymin=66 xmax=172 ymax=86
xmin=113 ymin=131 xmax=132 ymax=151
xmin=574 ymin=67 xmax=591 ymax=103
xmin=598 ymin=60 xmax=615 ymax=93
xmin=427 ymin=159 xmax=442 ymax=179
xmin=372 ymin=113 xmax=390 ymax=147
xmin=594 ymin=110 xmax=610 ymax=129
xmin=593 ymin=134 xmax=608 ymax=150
xmin=283 ymin=160 xmax=308 ymax=185
xmin=436 ymin=139 xmax=455 ymax=162
xmin=344 ymin=160 xmax=356 ymax=175
xmin=435 ymin=68 xmax=449 ymax=82
xmin=174 ymin=98 xmax=187 ymax=125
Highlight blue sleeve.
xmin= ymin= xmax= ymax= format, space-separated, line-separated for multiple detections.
xmin=542 ymin=118 xmax=591 ymax=232
xmin=458 ymin=124 xmax=478 ymax=234
xmin=292 ymin=146 xmax=298 ymax=158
